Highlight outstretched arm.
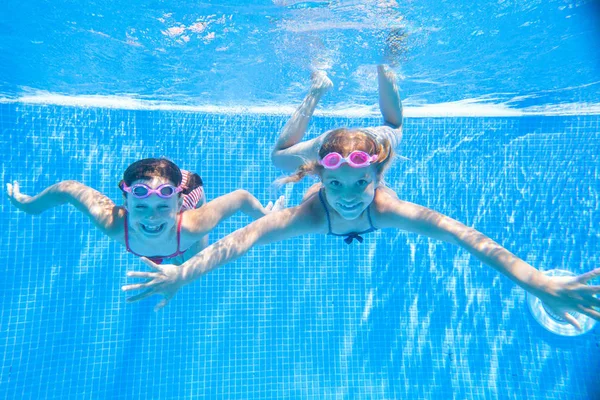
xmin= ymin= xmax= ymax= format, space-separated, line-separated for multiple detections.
xmin=124 ymin=200 xmax=322 ymax=310
xmin=182 ymin=189 xmax=285 ymax=238
xmin=375 ymin=194 xmax=600 ymax=329
xmin=6 ymin=180 xmax=121 ymax=236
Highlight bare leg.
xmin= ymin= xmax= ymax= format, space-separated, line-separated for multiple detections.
xmin=376 ymin=28 xmax=406 ymax=148
xmin=377 ymin=64 xmax=403 ymax=130
xmin=271 ymin=71 xmax=333 ymax=172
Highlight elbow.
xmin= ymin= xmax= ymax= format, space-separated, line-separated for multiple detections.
xmin=233 ymin=189 xmax=252 ymax=203
xmin=232 ymin=189 xmax=257 ymax=214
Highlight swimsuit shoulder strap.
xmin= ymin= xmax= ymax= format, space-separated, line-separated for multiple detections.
xmin=318 ymin=187 xmax=333 ymax=235
xmin=366 ymin=203 xmax=376 ymax=231
xmin=124 ymin=212 xmax=132 ymax=252
xmin=176 ymin=212 xmax=183 ymax=254
xmin=366 ymin=187 xmax=379 ymax=231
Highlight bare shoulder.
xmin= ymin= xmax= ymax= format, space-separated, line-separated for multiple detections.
xmin=371 ymin=187 xmax=420 ymax=228
xmin=297 ymin=191 xmax=328 ymax=228
xmin=301 ymin=182 xmax=323 ymax=203
xmin=256 ymin=192 xmax=328 ymax=237
xmin=372 ymin=185 xmax=400 ymax=211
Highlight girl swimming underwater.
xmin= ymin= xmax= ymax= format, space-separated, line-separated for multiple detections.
xmin=7 ymin=157 xmax=284 ymax=265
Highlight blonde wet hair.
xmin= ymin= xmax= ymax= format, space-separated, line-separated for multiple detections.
xmin=274 ymin=128 xmax=394 ymax=186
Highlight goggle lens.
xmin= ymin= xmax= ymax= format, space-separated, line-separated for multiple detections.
xmin=349 ymin=151 xmax=369 ymax=164
xmin=132 ymin=186 xmax=150 ymax=197
xmin=159 ymin=186 xmax=176 ymax=196
xmin=322 ymin=153 xmax=342 ymax=167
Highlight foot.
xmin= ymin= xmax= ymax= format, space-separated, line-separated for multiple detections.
xmin=310 ymin=70 xmax=333 ymax=94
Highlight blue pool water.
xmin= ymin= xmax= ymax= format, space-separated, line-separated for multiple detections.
xmin=1 ymin=104 xmax=598 ymax=399
xmin=2 ymin=0 xmax=600 ymax=398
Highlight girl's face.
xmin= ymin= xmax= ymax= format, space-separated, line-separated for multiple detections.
xmin=125 ymin=176 xmax=182 ymax=237
xmin=320 ymin=164 xmax=378 ymax=220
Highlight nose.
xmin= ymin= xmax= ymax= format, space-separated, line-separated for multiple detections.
xmin=145 ymin=210 xmax=161 ymax=220
xmin=340 ymin=195 xmax=358 ymax=204
xmin=340 ymin=187 xmax=358 ymax=198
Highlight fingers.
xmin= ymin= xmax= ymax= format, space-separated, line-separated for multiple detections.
xmin=270 ymin=196 xmax=286 ymax=212
xmin=578 ymin=268 xmax=600 ymax=283
xmin=275 ymin=195 xmax=286 ymax=210
xmin=121 ymin=280 xmax=161 ymax=292
xmin=577 ymin=304 xmax=600 ymax=321
xmin=582 ymin=291 xmax=600 ymax=308
xmin=140 ymin=257 xmax=162 ymax=271
xmin=7 ymin=181 xmax=21 ymax=197
xmin=561 ymin=312 xmax=582 ymax=331
xmin=6 ymin=181 xmax=20 ymax=198
xmin=126 ymin=271 xmax=159 ymax=279
xmin=126 ymin=288 xmax=158 ymax=303
xmin=265 ymin=201 xmax=274 ymax=211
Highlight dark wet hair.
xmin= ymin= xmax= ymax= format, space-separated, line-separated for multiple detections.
xmin=119 ymin=158 xmax=203 ymax=196
xmin=274 ymin=128 xmax=394 ymax=186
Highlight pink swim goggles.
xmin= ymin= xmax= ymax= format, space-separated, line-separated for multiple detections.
xmin=319 ymin=151 xmax=378 ymax=169
xmin=121 ymin=183 xmax=183 ymax=199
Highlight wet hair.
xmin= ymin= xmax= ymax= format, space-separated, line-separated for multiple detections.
xmin=274 ymin=128 xmax=394 ymax=186
xmin=119 ymin=158 xmax=203 ymax=196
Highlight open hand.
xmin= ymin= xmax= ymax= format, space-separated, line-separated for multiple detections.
xmin=265 ymin=195 xmax=286 ymax=213
xmin=122 ymin=257 xmax=186 ymax=311
xmin=536 ymin=268 xmax=600 ymax=330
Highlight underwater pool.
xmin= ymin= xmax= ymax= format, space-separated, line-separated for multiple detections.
xmin=1 ymin=105 xmax=598 ymax=399
xmin=1 ymin=0 xmax=600 ymax=399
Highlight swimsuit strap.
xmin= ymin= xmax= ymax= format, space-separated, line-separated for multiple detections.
xmin=318 ymin=188 xmax=333 ymax=234
xmin=175 ymin=212 xmax=183 ymax=254
xmin=366 ymin=201 xmax=376 ymax=231
xmin=124 ymin=212 xmax=133 ymax=253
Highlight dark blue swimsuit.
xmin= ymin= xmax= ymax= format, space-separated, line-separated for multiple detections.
xmin=318 ymin=188 xmax=378 ymax=245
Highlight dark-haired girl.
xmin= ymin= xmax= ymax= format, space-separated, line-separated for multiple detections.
xmin=7 ymin=158 xmax=284 ymax=266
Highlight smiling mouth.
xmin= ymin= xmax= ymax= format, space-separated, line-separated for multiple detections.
xmin=337 ymin=202 xmax=362 ymax=211
xmin=140 ymin=223 xmax=166 ymax=235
